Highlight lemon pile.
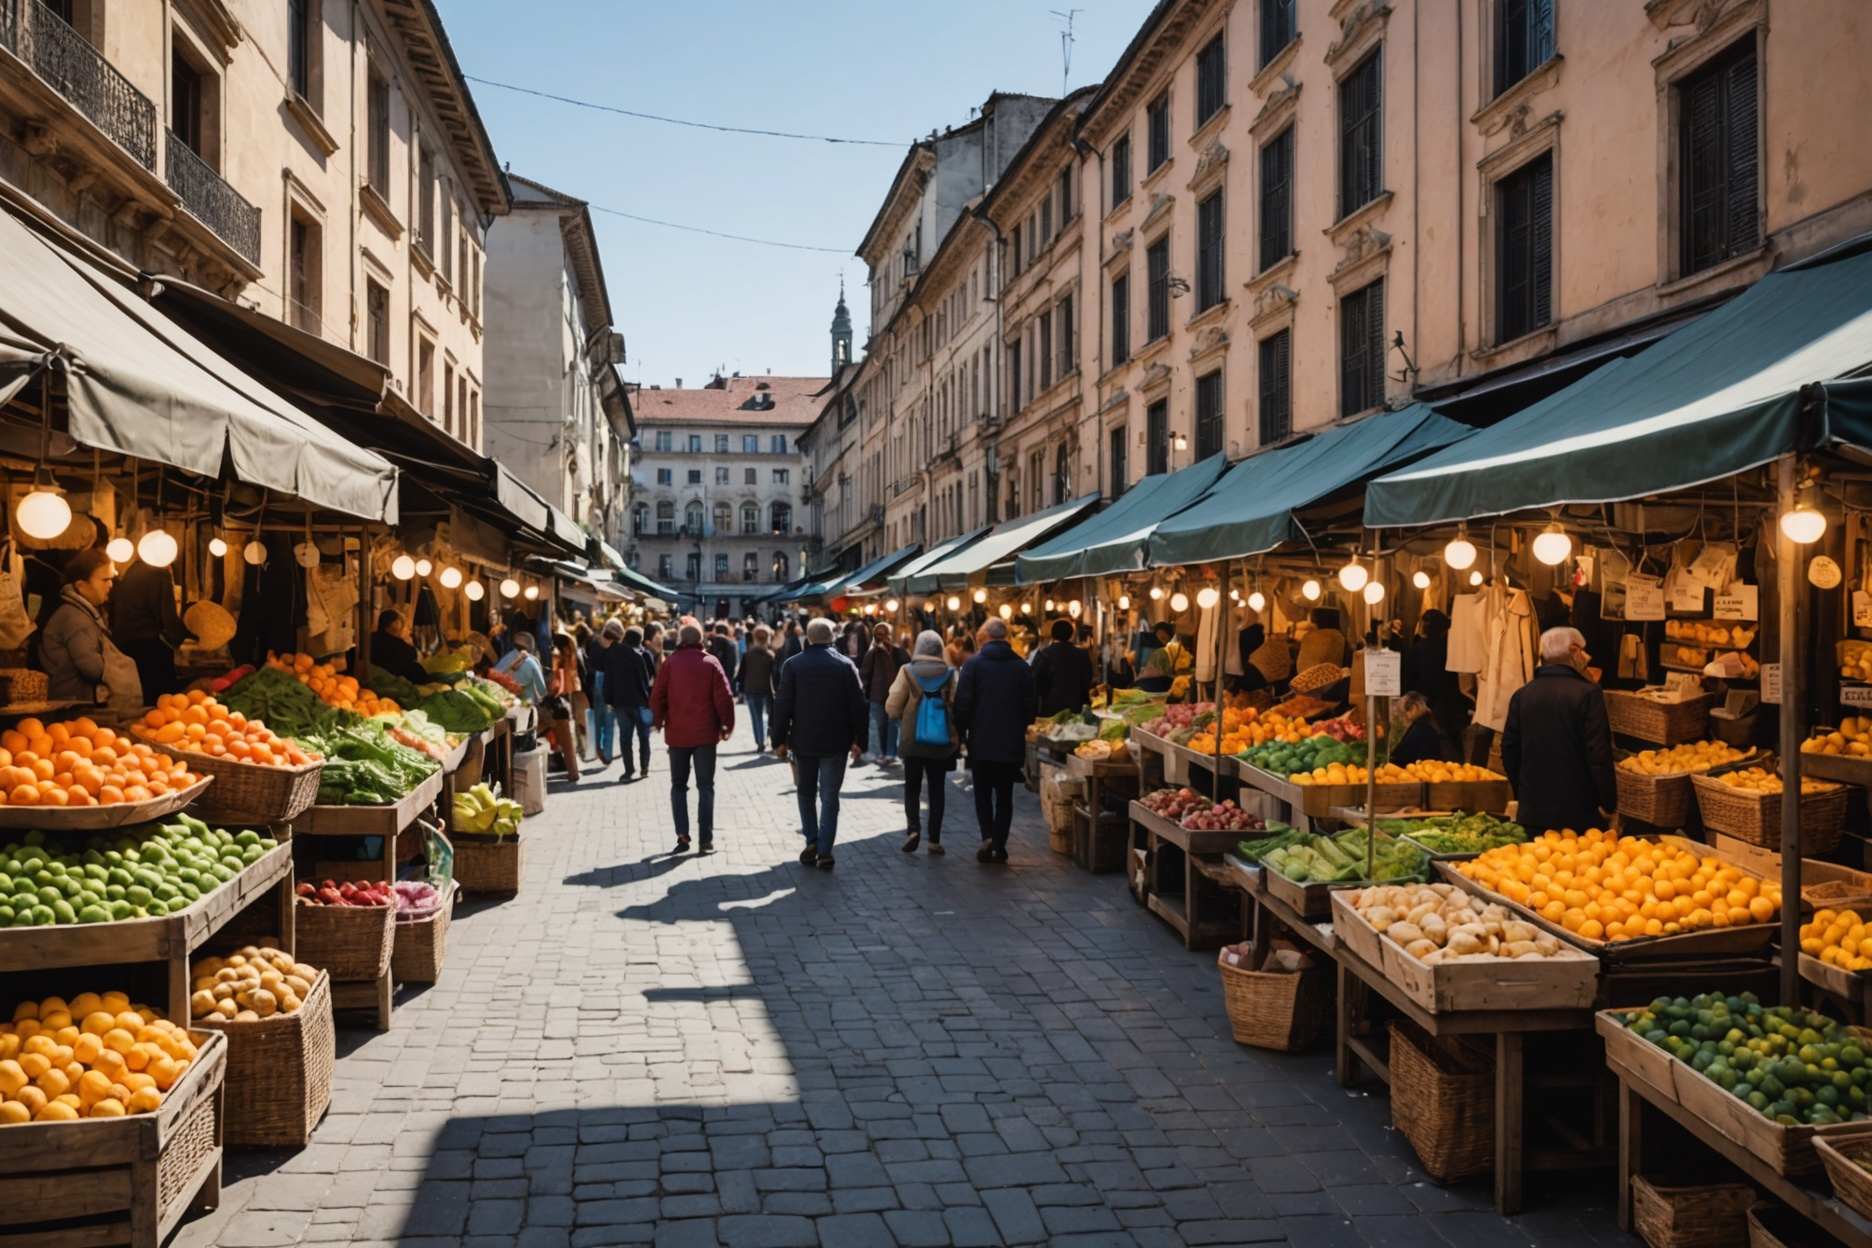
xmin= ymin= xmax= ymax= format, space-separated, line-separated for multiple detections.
xmin=0 ymin=992 xmax=196 ymax=1122
xmin=1802 ymin=908 xmax=1872 ymax=971
xmin=1619 ymin=741 xmax=1745 ymax=776
xmin=1292 ymin=760 xmax=1503 ymax=786
xmin=1803 ymin=718 xmax=1872 ymax=758
xmin=1457 ymin=829 xmax=1780 ymax=941
xmin=1719 ymin=767 xmax=1837 ymax=795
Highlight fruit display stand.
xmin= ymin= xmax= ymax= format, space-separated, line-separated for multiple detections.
xmin=1129 ymin=729 xmax=1183 ymax=786
xmin=292 ymin=899 xmax=393 ymax=1032
xmin=1127 ymin=801 xmax=1245 ymax=950
xmin=1064 ymin=751 xmax=1140 ymax=876
xmin=1232 ymin=760 xmax=1310 ymax=831
xmin=292 ymin=768 xmax=445 ymax=885
xmin=1601 ymin=1010 xmax=1872 ymax=1245
xmin=0 ymin=1027 xmax=227 ymax=1248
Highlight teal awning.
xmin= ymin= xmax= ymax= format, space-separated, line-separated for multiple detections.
xmin=615 ymin=564 xmax=682 ymax=601
xmin=1148 ymin=406 xmax=1472 ymax=566
xmin=1365 ymin=249 xmax=1872 ymax=528
xmin=1016 ymin=454 xmax=1228 ymax=583
xmin=890 ymin=526 xmax=993 ymax=595
xmin=827 ymin=543 xmax=922 ymax=596
xmin=904 ymin=494 xmax=1101 ymax=592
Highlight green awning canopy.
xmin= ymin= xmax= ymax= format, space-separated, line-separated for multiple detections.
xmin=1365 ymin=249 xmax=1872 ymax=528
xmin=1148 ymin=406 xmax=1472 ymax=566
xmin=615 ymin=564 xmax=682 ymax=601
xmin=890 ymin=526 xmax=993 ymax=595
xmin=824 ymin=542 xmax=922 ymax=598
xmin=903 ymin=494 xmax=1101 ymax=592
xmin=1016 ymin=454 xmax=1228 ymax=583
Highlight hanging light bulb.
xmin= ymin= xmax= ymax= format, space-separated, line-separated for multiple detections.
xmin=1169 ymin=591 xmax=1190 ymax=612
xmin=945 ymin=595 xmax=961 ymax=611
xmin=1149 ymin=586 xmax=1165 ymax=601
xmin=1068 ymin=599 xmax=1083 ymax=618
xmin=1781 ymin=501 xmax=1827 ymax=545
xmin=1044 ymin=598 xmax=1056 ymax=612
xmin=208 ymin=537 xmax=229 ymax=558
xmin=243 ymin=539 xmax=267 ymax=566
xmin=415 ymin=558 xmax=433 ymax=578
xmin=137 ymin=528 xmax=178 ymax=568
xmin=1444 ymin=533 xmax=1478 ymax=571
xmin=1531 ymin=524 xmax=1573 ymax=566
xmin=464 ymin=580 xmax=486 ymax=602
xmin=391 ymin=555 xmax=416 ymax=581
xmin=998 ymin=603 xmax=1013 ymax=620
xmin=1338 ymin=559 xmax=1369 ymax=593
xmin=439 ymin=565 xmax=463 ymax=589
xmin=884 ymin=598 xmax=899 ymax=613
xmin=1117 ymin=594 xmax=1131 ymax=610
xmin=523 ymin=584 xmax=540 ymax=601
xmin=1469 ymin=569 xmax=1484 ymax=587
xmin=105 ymin=536 xmax=134 ymax=564
xmin=1363 ymin=581 xmax=1386 ymax=605
xmin=924 ymin=598 xmax=938 ymax=613
xmin=15 ymin=488 xmax=69 ymax=541
xmin=864 ymin=603 xmax=877 ymax=616
xmin=500 ymin=577 xmax=521 ymax=599
xmin=972 ymin=587 xmax=987 ymax=604
xmin=1229 ymin=587 xmax=1240 ymax=601
xmin=1248 ymin=590 xmax=1267 ymax=612
xmin=1196 ymin=586 xmax=1220 ymax=610
xmin=1411 ymin=570 xmax=1431 ymax=590
xmin=1302 ymin=579 xmax=1322 ymax=602
xmin=1020 ymin=601 xmax=1032 ymax=614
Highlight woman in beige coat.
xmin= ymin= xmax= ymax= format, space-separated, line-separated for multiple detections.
xmin=884 ymin=629 xmax=958 ymax=854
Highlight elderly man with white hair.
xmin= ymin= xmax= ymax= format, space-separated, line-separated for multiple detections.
xmin=771 ymin=617 xmax=868 ymax=869
xmin=1501 ymin=626 xmax=1617 ymax=834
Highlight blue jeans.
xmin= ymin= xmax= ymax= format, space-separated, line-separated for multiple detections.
xmin=668 ymin=744 xmax=717 ymax=842
xmin=589 ymin=673 xmax=615 ymax=759
xmin=745 ymin=693 xmax=770 ymax=751
xmin=868 ymin=702 xmax=898 ymax=759
xmin=795 ymin=752 xmax=848 ymax=856
xmin=616 ymin=705 xmax=652 ymax=774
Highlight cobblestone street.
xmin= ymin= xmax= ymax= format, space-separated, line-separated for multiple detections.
xmin=175 ymin=721 xmax=1621 ymax=1248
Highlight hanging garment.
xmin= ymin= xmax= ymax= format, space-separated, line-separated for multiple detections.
xmin=0 ymin=541 xmax=34 ymax=651
xmin=1195 ymin=600 xmax=1220 ymax=682
xmin=1446 ymin=593 xmax=1488 ymax=674
xmin=1474 ymin=587 xmax=1536 ymax=733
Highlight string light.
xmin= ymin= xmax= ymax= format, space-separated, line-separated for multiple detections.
xmin=1247 ymin=590 xmax=1267 ymax=612
xmin=415 ymin=558 xmax=433 ymax=578
xmin=464 ymin=580 xmax=486 ymax=602
xmin=1169 ymin=591 xmax=1190 ymax=612
xmin=1444 ymin=531 xmax=1478 ymax=570
xmin=1302 ymin=579 xmax=1322 ymax=602
xmin=1363 ymin=581 xmax=1386 ymax=605
xmin=1338 ymin=559 xmax=1369 ymax=592
xmin=105 ymin=537 xmax=134 ymax=564
xmin=1044 ymin=598 xmax=1055 ymax=612
xmin=942 ymin=595 xmax=958 ymax=611
xmin=1117 ymin=594 xmax=1130 ymax=610
xmin=1020 ymin=602 xmax=1032 ymax=614
xmin=1781 ymin=499 xmax=1827 ymax=545
xmin=972 ymin=588 xmax=987 ymax=604
xmin=391 ymin=555 xmax=416 ymax=581
xmin=1411 ymin=570 xmax=1431 ymax=590
xmin=500 ymin=577 xmax=521 ymax=599
xmin=1067 ymin=599 xmax=1083 ymax=618
xmin=524 ymin=584 xmax=540 ymax=601
xmin=1469 ymin=569 xmax=1484 ymax=586
xmin=1195 ymin=586 xmax=1220 ymax=610
xmin=1149 ymin=587 xmax=1164 ymax=601
xmin=1531 ymin=525 xmax=1573 ymax=566
xmin=137 ymin=529 xmax=178 ymax=568
xmin=884 ymin=598 xmax=899 ymax=613
xmin=998 ymin=603 xmax=1013 ymax=620
xmin=243 ymin=540 xmax=267 ymax=566
xmin=208 ymin=537 xmax=229 ymax=558
xmin=439 ymin=566 xmax=464 ymax=589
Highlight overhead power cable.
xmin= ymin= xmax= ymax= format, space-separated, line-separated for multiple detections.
xmin=465 ymin=75 xmax=903 ymax=147
xmin=587 ymin=204 xmax=849 ymax=254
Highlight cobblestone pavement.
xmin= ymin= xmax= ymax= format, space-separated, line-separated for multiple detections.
xmin=175 ymin=719 xmax=1622 ymax=1247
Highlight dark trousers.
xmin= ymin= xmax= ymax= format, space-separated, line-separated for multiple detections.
xmin=795 ymin=752 xmax=848 ymax=856
xmin=615 ymin=705 xmax=651 ymax=773
xmin=902 ymin=755 xmax=951 ymax=841
xmin=668 ymin=744 xmax=716 ymax=842
xmin=123 ymin=637 xmax=178 ymax=701
xmin=970 ymin=759 xmax=1021 ymax=850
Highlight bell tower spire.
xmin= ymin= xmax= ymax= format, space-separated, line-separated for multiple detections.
xmin=831 ymin=278 xmax=853 ymax=373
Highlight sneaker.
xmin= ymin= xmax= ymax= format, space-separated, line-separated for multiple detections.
xmin=901 ymin=830 xmax=921 ymax=853
xmin=675 ymin=835 xmax=691 ymax=853
xmin=798 ymin=846 xmax=819 ymax=865
xmin=816 ymin=855 xmax=836 ymax=871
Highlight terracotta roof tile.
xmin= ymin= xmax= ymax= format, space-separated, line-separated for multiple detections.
xmin=632 ymin=375 xmax=828 ymax=427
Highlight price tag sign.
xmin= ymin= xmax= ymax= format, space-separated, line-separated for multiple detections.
xmin=1626 ymin=575 xmax=1666 ymax=621
xmin=1855 ymin=591 xmax=1872 ymax=629
xmin=1363 ymin=649 xmax=1402 ymax=698
xmin=1761 ymin=662 xmax=1782 ymax=704
xmin=1668 ymin=576 xmax=1705 ymax=613
xmin=1843 ymin=685 xmax=1872 ymax=710
xmin=1713 ymin=585 xmax=1759 ymax=621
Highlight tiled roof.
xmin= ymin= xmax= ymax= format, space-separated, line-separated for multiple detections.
xmin=632 ymin=375 xmax=829 ymax=427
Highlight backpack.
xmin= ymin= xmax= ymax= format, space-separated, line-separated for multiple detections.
xmin=912 ymin=669 xmax=954 ymax=749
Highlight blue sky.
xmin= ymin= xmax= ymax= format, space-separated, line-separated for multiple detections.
xmin=444 ymin=1 xmax=1152 ymax=387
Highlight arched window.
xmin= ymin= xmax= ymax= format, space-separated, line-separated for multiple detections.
xmin=632 ymin=503 xmax=649 ymax=535
xmin=713 ymin=501 xmax=732 ymax=535
xmin=770 ymin=501 xmax=792 ymax=533
xmin=684 ymin=501 xmax=704 ymax=534
xmin=740 ymin=503 xmax=758 ymax=534
xmin=655 ymin=500 xmax=674 ymax=536
xmin=772 ymin=552 xmax=789 ymax=581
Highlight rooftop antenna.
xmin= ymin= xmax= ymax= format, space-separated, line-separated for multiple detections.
xmin=1050 ymin=9 xmax=1082 ymax=94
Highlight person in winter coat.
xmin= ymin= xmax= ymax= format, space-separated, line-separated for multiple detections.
xmin=735 ymin=625 xmax=779 ymax=753
xmin=884 ymin=629 xmax=958 ymax=854
xmin=859 ymin=622 xmax=910 ymax=764
xmin=771 ymin=617 xmax=867 ymax=869
xmin=708 ymin=623 xmax=739 ymax=689
xmin=954 ymin=617 xmax=1038 ymax=863
xmin=603 ymin=623 xmax=656 ymax=781
xmin=840 ymin=619 xmax=871 ymax=668
xmin=111 ymin=557 xmax=187 ymax=700
xmin=585 ymin=625 xmax=615 ymax=766
xmin=1403 ymin=609 xmax=1468 ymax=753
xmin=779 ymin=620 xmax=804 ymax=665
xmin=648 ymin=623 xmax=735 ymax=853
xmin=547 ymin=632 xmax=582 ymax=784
xmin=1501 ymin=627 xmax=1617 ymax=834
xmin=1388 ymin=693 xmax=1452 ymax=767
xmin=1031 ymin=618 xmax=1095 ymax=717
xmin=370 ymin=609 xmax=428 ymax=687
xmin=42 ymin=549 xmax=143 ymax=718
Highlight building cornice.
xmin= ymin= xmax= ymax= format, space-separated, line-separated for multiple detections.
xmin=1079 ymin=0 xmax=1221 ymax=147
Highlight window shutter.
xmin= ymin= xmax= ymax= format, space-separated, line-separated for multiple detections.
xmin=1680 ymin=65 xmax=1725 ymax=273
xmin=1531 ymin=0 xmax=1556 ymax=65
xmin=1259 ymin=331 xmax=1291 ymax=445
xmin=1529 ymin=156 xmax=1553 ymax=329
xmin=1724 ymin=48 xmax=1760 ymax=258
xmin=1260 ymin=130 xmax=1292 ymax=270
xmin=1340 ymin=290 xmax=1364 ymax=416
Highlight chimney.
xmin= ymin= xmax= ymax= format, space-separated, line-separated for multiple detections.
xmin=675 ymin=377 xmax=683 ymax=388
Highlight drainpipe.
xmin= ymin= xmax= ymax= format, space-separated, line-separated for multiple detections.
xmin=1410 ymin=0 xmax=1421 ymax=398
xmin=349 ymin=0 xmax=361 ymax=355
xmin=1074 ymin=134 xmax=1102 ymax=499
xmin=1454 ymin=0 xmax=1466 ymax=360
xmin=970 ymin=203 xmax=1005 ymax=524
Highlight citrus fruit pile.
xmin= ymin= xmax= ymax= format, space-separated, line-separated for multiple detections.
xmin=268 ymin=652 xmax=400 ymax=715
xmin=1618 ymin=741 xmax=1746 ymax=776
xmin=1801 ymin=909 xmax=1872 ymax=972
xmin=1718 ymin=767 xmax=1837 ymax=795
xmin=132 ymin=690 xmax=318 ymax=767
xmin=0 ymin=716 xmax=199 ymax=807
xmin=0 ymin=991 xmax=196 ymax=1122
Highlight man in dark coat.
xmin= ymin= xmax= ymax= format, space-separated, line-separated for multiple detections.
xmin=1031 ymin=618 xmax=1095 ymax=717
xmin=369 ymin=609 xmax=427 ymax=687
xmin=111 ymin=558 xmax=188 ymax=699
xmin=1501 ymin=627 xmax=1617 ymax=834
xmin=648 ymin=623 xmax=735 ymax=854
xmin=603 ymin=624 xmax=656 ymax=782
xmin=772 ymin=617 xmax=868 ymax=869
xmin=955 ymin=617 xmax=1039 ymax=863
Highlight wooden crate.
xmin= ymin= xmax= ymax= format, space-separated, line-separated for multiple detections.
xmin=1131 ymin=730 xmax=1187 ymax=784
xmin=297 ymin=769 xmax=445 ymax=837
xmin=1263 ymin=865 xmax=1367 ymax=920
xmin=0 ymin=1029 xmax=226 ymax=1248
xmin=1423 ymin=779 xmax=1513 ymax=814
xmin=1708 ymin=833 xmax=1872 ymax=912
xmin=1295 ymin=781 xmax=1424 ymax=819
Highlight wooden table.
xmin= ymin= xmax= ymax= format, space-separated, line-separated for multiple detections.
xmin=1334 ymin=941 xmax=1599 ymax=1215
xmin=1128 ymin=802 xmax=1245 ymax=949
xmin=1065 ymin=753 xmax=1139 ymax=874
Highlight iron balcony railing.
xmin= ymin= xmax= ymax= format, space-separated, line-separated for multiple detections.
xmin=166 ymin=132 xmax=260 ymax=265
xmin=8 ymin=0 xmax=156 ymax=170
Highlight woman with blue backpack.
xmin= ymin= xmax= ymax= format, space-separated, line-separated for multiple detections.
xmin=884 ymin=629 xmax=959 ymax=854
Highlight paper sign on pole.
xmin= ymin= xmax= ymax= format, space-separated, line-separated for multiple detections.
xmin=1364 ymin=649 xmax=1401 ymax=698
xmin=1761 ymin=663 xmax=1781 ymax=704
xmin=1713 ymin=585 xmax=1760 ymax=621
xmin=1842 ymin=685 xmax=1872 ymax=710
xmin=1626 ymin=575 xmax=1666 ymax=621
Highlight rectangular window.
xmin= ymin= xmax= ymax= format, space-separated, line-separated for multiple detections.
xmin=1059 ymin=293 xmax=1075 ymax=375
xmin=1340 ymin=278 xmax=1386 ymax=416
xmin=416 ymin=146 xmax=436 ymax=255
xmin=440 ymin=192 xmax=454 ymax=284
xmin=1112 ymin=134 xmax=1132 ymax=207
xmin=468 ymin=390 xmax=479 ymax=448
xmin=715 ymin=466 xmax=729 ymax=485
xmin=1338 ymin=51 xmax=1383 ymax=218
xmin=714 ymin=553 xmax=730 ymax=580
xmin=1111 ymin=273 xmax=1130 ymax=364
xmin=415 ymin=337 xmax=434 ymax=417
xmin=771 ymin=435 xmax=786 ymax=453
xmin=366 ymin=65 xmax=391 ymax=195
xmin=1195 ymin=371 xmax=1225 ymax=461
xmin=715 ymin=434 xmax=729 ymax=453
xmin=686 ymin=553 xmax=701 ymax=582
xmin=1494 ymin=0 xmax=1556 ymax=97
xmin=1147 ymin=93 xmax=1170 ymax=172
xmin=1258 ymin=330 xmax=1292 ymax=445
xmin=1678 ymin=37 xmax=1760 ymax=277
xmin=1195 ymin=33 xmax=1227 ymax=127
xmin=1040 ymin=193 xmax=1053 ymax=245
xmin=441 ymin=362 xmax=454 ymax=434
xmin=1009 ymin=336 xmax=1023 ymax=410
xmin=1029 ymin=449 xmax=1044 ymax=512
xmin=744 ymin=467 xmax=757 ymax=485
xmin=1057 ymin=165 xmax=1073 ymax=222
xmin=287 ymin=0 xmax=312 ymax=98
xmin=1196 ymin=191 xmax=1225 ymax=311
xmin=688 ymin=434 xmax=702 ymax=452
xmin=1260 ymin=0 xmax=1296 ymax=69
xmin=773 ymin=469 xmax=789 ymax=484
xmin=1010 ymin=225 xmax=1023 ymax=278
xmin=742 ymin=434 xmax=758 ymax=453
xmin=1146 ymin=237 xmax=1170 ymax=341
xmin=656 ymin=467 xmax=671 ymax=485
xmin=687 ymin=469 xmax=702 ymax=485
xmin=170 ymin=49 xmax=204 ymax=155
xmin=288 ymin=214 xmax=321 ymax=334
xmin=1259 ymin=126 xmax=1294 ymax=271
xmin=1038 ymin=311 xmax=1053 ymax=390
xmin=364 ymin=279 xmax=389 ymax=365
xmin=1109 ymin=425 xmax=1128 ymax=498
xmin=1496 ymin=152 xmax=1554 ymax=342
xmin=1146 ymin=400 xmax=1169 ymax=476
xmin=658 ymin=555 xmax=673 ymax=579
xmin=654 ymin=430 xmax=671 ymax=452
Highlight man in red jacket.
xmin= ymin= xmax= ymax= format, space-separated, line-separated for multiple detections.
xmin=649 ymin=622 xmax=735 ymax=853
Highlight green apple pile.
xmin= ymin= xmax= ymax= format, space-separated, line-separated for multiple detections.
xmin=0 ymin=818 xmax=276 ymax=927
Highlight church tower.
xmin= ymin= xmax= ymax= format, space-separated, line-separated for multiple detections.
xmin=831 ymin=279 xmax=853 ymax=373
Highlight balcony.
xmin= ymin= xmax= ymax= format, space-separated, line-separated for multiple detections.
xmin=4 ymin=0 xmax=156 ymax=171
xmin=166 ymin=132 xmax=260 ymax=266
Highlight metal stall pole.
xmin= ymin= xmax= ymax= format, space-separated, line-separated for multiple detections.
xmin=1211 ymin=562 xmax=1231 ymax=805
xmin=1364 ymin=552 xmax=1381 ymax=881
xmin=1777 ymin=457 xmax=1803 ymax=1006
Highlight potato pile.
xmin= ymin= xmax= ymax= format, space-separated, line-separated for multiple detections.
xmin=1350 ymin=882 xmax=1566 ymax=964
xmin=189 ymin=946 xmax=318 ymax=1022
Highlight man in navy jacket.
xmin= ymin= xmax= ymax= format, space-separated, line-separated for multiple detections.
xmin=772 ymin=618 xmax=867 ymax=869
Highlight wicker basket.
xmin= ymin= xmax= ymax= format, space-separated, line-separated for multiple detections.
xmin=193 ymin=970 xmax=334 ymax=1146
xmin=1615 ymin=768 xmax=1700 ymax=828
xmin=392 ymin=882 xmax=458 ymax=984
xmin=1605 ymin=691 xmax=1715 ymax=745
xmin=1746 ymin=1201 xmax=1827 ymax=1248
xmin=1290 ymin=663 xmax=1349 ymax=695
xmin=154 ymin=742 xmax=324 ymax=825
xmin=1631 ymin=1175 xmax=1755 ymax=1248
xmin=1689 ymin=772 xmax=1848 ymax=853
xmin=1814 ymin=1134 xmax=1872 ymax=1221
xmin=454 ymin=833 xmax=523 ymax=895
xmin=293 ymin=899 xmax=394 ymax=980
xmin=1297 ymin=629 xmax=1347 ymax=669
xmin=0 ymin=667 xmax=47 ymax=703
xmin=1216 ymin=945 xmax=1328 ymax=1052
xmin=1249 ymin=638 xmax=1293 ymax=684
xmin=1388 ymin=1022 xmax=1493 ymax=1182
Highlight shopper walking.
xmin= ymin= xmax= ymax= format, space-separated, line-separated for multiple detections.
xmin=546 ymin=632 xmax=582 ymax=783
xmin=771 ymin=617 xmax=866 ymax=870
xmin=602 ymin=623 xmax=655 ymax=781
xmin=1501 ymin=627 xmax=1617 ymax=834
xmin=708 ymin=623 xmax=739 ymax=686
xmin=736 ymin=624 xmax=779 ymax=753
xmin=1031 ymin=617 xmax=1095 ymax=717
xmin=585 ymin=624 xmax=615 ymax=766
xmin=955 ymin=617 xmax=1037 ymax=863
xmin=779 ymin=619 xmax=804 ymax=664
xmin=885 ymin=629 xmax=958 ymax=854
xmin=860 ymin=622 xmax=910 ymax=764
xmin=648 ymin=623 xmax=734 ymax=853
